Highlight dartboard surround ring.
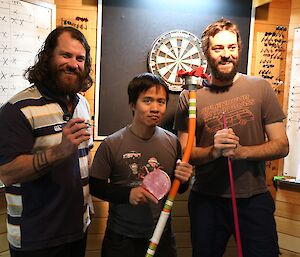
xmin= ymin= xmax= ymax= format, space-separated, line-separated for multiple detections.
xmin=148 ymin=30 xmax=207 ymax=92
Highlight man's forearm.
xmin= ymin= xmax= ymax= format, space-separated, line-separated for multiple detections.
xmin=179 ymin=131 xmax=222 ymax=166
xmin=189 ymin=145 xmax=221 ymax=165
xmin=235 ymin=138 xmax=289 ymax=161
xmin=89 ymin=177 xmax=131 ymax=203
xmin=189 ymin=138 xmax=288 ymax=165
xmin=0 ymin=145 xmax=69 ymax=186
xmin=0 ymin=154 xmax=36 ymax=186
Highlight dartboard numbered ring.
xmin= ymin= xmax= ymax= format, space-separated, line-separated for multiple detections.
xmin=148 ymin=30 xmax=207 ymax=92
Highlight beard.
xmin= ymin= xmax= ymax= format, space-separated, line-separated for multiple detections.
xmin=44 ymin=66 xmax=85 ymax=96
xmin=208 ymin=56 xmax=239 ymax=82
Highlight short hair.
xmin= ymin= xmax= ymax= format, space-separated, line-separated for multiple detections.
xmin=201 ymin=18 xmax=242 ymax=57
xmin=128 ymin=73 xmax=169 ymax=105
xmin=24 ymin=26 xmax=93 ymax=92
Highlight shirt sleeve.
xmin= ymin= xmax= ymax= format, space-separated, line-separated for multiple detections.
xmin=0 ymin=103 xmax=34 ymax=165
xmin=261 ymin=80 xmax=285 ymax=125
xmin=89 ymin=177 xmax=131 ymax=203
xmin=90 ymin=140 xmax=113 ymax=180
xmin=89 ymin=140 xmax=132 ymax=203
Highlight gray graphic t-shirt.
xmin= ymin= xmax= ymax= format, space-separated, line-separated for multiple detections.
xmin=90 ymin=126 xmax=180 ymax=237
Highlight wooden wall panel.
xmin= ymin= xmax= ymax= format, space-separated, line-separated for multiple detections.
xmin=172 ymin=201 xmax=189 ymax=217
xmin=278 ymin=232 xmax=300 ymax=253
xmin=276 ymin=188 xmax=300 ymax=205
xmin=54 ymin=0 xmax=98 ymax=125
xmin=86 ymin=233 xmax=103 ymax=251
xmin=177 ymin=247 xmax=192 ymax=257
xmin=252 ymin=0 xmax=290 ymax=197
xmin=0 ymin=252 xmax=10 ymax=257
xmin=275 ymin=188 xmax=300 ymax=256
xmin=276 ymin=216 xmax=300 ymax=237
xmin=224 ymin=247 xmax=238 ymax=257
xmin=284 ymin=2 xmax=300 ymax=114
xmin=275 ymin=201 xmax=300 ymax=221
xmin=85 ymin=251 xmax=99 ymax=257
xmin=172 ymin=217 xmax=190 ymax=232
xmin=0 ymin=195 xmax=5 ymax=216
xmin=257 ymin=6 xmax=291 ymax=22
xmin=251 ymin=1 xmax=299 ymax=256
xmin=54 ymin=0 xmax=97 ymax=8
xmin=280 ymin=249 xmax=300 ymax=257
xmin=88 ymin=218 xmax=107 ymax=234
xmin=0 ymin=215 xmax=6 ymax=234
xmin=291 ymin=0 xmax=300 ymax=9
xmin=251 ymin=2 xmax=289 ymax=196
xmin=0 ymin=234 xmax=8 ymax=254
xmin=175 ymin=232 xmax=191 ymax=248
xmin=91 ymin=199 xmax=109 ymax=218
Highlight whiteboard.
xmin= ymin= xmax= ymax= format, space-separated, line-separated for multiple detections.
xmin=0 ymin=0 xmax=55 ymax=107
xmin=283 ymin=27 xmax=300 ymax=177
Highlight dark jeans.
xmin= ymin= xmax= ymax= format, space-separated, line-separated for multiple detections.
xmin=10 ymin=233 xmax=87 ymax=257
xmin=189 ymin=191 xmax=279 ymax=257
xmin=101 ymin=227 xmax=177 ymax=257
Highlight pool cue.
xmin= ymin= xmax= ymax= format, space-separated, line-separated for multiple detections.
xmin=145 ymin=74 xmax=201 ymax=257
xmin=223 ymin=113 xmax=243 ymax=257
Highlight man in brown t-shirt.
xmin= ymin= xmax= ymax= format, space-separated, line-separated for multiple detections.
xmin=174 ymin=18 xmax=289 ymax=257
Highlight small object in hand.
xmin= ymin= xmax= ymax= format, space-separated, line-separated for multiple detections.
xmin=63 ymin=113 xmax=72 ymax=122
xmin=85 ymin=120 xmax=92 ymax=133
xmin=142 ymin=168 xmax=171 ymax=200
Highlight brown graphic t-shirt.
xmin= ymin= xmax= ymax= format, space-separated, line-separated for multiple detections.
xmin=174 ymin=74 xmax=285 ymax=197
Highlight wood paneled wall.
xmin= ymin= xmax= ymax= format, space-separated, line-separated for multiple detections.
xmin=275 ymin=188 xmax=300 ymax=256
xmin=54 ymin=0 xmax=98 ymax=126
xmin=253 ymin=1 xmax=300 ymax=257
xmin=277 ymin=1 xmax=300 ymax=257
xmin=283 ymin=0 xmax=300 ymax=114
xmin=0 ymin=191 xmax=9 ymax=257
xmin=251 ymin=0 xmax=291 ymax=199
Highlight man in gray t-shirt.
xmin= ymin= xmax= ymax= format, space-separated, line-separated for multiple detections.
xmin=174 ymin=18 xmax=289 ymax=257
xmin=90 ymin=73 xmax=193 ymax=257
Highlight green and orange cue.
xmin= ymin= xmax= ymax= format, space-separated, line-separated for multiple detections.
xmin=145 ymin=67 xmax=208 ymax=257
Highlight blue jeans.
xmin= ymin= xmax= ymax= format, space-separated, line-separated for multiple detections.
xmin=189 ymin=191 xmax=279 ymax=257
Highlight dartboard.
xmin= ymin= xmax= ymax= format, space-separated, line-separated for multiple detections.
xmin=148 ymin=30 xmax=207 ymax=92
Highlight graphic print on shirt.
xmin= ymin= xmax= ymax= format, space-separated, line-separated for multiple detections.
xmin=122 ymin=151 xmax=162 ymax=186
xmin=202 ymin=94 xmax=255 ymax=133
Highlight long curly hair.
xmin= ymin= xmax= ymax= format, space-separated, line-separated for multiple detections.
xmin=24 ymin=26 xmax=93 ymax=92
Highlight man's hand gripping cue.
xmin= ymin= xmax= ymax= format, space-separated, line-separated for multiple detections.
xmin=174 ymin=160 xmax=193 ymax=183
xmin=214 ymin=128 xmax=240 ymax=159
